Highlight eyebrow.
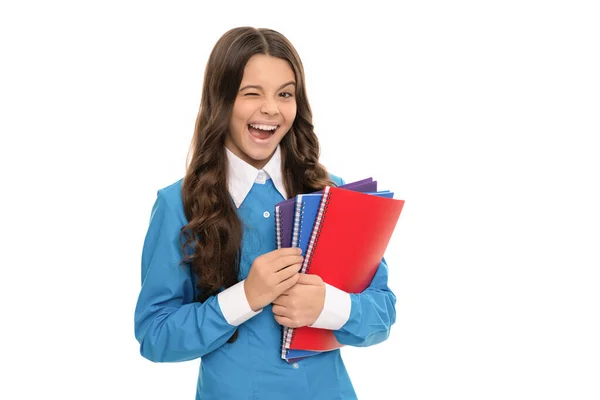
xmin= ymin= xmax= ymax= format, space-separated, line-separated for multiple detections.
xmin=239 ymin=81 xmax=296 ymax=92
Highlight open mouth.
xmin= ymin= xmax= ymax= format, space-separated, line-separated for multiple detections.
xmin=248 ymin=123 xmax=278 ymax=140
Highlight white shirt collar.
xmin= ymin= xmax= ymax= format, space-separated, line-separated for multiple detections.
xmin=225 ymin=145 xmax=288 ymax=208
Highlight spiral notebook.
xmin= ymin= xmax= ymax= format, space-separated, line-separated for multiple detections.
xmin=283 ymin=186 xmax=405 ymax=354
xmin=282 ymin=190 xmax=395 ymax=361
xmin=274 ymin=178 xmax=379 ymax=361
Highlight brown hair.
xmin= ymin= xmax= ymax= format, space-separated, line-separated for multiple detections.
xmin=180 ymin=27 xmax=333 ymax=313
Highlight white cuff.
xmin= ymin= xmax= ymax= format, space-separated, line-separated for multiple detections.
xmin=217 ymin=280 xmax=262 ymax=326
xmin=309 ymin=283 xmax=351 ymax=330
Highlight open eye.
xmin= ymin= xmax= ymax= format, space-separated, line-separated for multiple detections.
xmin=279 ymin=92 xmax=293 ymax=98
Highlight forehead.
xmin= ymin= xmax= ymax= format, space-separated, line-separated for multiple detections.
xmin=241 ymin=54 xmax=295 ymax=85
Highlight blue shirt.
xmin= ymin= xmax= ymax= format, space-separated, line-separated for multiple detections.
xmin=134 ymin=171 xmax=397 ymax=399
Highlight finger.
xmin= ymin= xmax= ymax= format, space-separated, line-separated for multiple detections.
xmin=259 ymin=247 xmax=301 ymax=264
xmin=280 ymin=283 xmax=300 ymax=297
xmin=296 ymin=273 xmax=321 ymax=285
xmin=272 ymin=294 xmax=292 ymax=307
xmin=272 ymin=255 xmax=304 ymax=272
xmin=272 ymin=293 xmax=289 ymax=305
xmin=276 ymin=291 xmax=291 ymax=298
xmin=272 ymin=304 xmax=288 ymax=317
xmin=276 ymin=271 xmax=300 ymax=292
xmin=273 ymin=247 xmax=303 ymax=259
xmin=280 ymin=246 xmax=303 ymax=256
xmin=275 ymin=262 xmax=302 ymax=282
xmin=274 ymin=315 xmax=298 ymax=328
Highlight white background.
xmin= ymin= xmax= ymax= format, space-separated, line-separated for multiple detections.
xmin=1 ymin=1 xmax=599 ymax=399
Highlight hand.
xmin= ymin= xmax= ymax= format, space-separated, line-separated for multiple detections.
xmin=272 ymin=273 xmax=325 ymax=328
xmin=244 ymin=247 xmax=303 ymax=311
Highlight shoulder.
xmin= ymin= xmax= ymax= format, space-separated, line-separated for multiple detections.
xmin=327 ymin=172 xmax=345 ymax=187
xmin=154 ymin=178 xmax=187 ymax=224
xmin=157 ymin=178 xmax=184 ymax=201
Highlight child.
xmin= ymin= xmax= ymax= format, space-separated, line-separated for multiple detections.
xmin=134 ymin=26 xmax=396 ymax=399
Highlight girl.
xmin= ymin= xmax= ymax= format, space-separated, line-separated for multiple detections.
xmin=134 ymin=26 xmax=396 ymax=399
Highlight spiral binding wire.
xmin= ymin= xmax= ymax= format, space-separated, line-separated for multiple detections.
xmin=301 ymin=187 xmax=331 ymax=274
xmin=275 ymin=205 xmax=282 ymax=249
xmin=281 ymin=186 xmax=333 ymax=359
xmin=291 ymin=195 xmax=304 ymax=247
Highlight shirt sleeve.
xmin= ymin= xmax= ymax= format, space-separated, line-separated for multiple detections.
xmin=218 ymin=280 xmax=262 ymax=325
xmin=309 ymin=283 xmax=352 ymax=330
xmin=333 ymin=258 xmax=397 ymax=347
xmin=134 ymin=191 xmax=260 ymax=363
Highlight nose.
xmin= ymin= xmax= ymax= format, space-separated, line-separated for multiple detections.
xmin=260 ymin=96 xmax=279 ymax=116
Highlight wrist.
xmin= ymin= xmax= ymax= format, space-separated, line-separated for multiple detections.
xmin=243 ymin=280 xmax=261 ymax=312
xmin=317 ymin=283 xmax=326 ymax=312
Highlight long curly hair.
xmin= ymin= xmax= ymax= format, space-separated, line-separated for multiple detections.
xmin=180 ymin=27 xmax=333 ymax=309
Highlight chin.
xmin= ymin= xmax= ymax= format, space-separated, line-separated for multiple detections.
xmin=246 ymin=148 xmax=273 ymax=162
xmin=240 ymin=144 xmax=277 ymax=167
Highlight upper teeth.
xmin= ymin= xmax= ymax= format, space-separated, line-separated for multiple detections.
xmin=250 ymin=123 xmax=277 ymax=131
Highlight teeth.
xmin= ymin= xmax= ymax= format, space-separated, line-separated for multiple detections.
xmin=249 ymin=123 xmax=277 ymax=131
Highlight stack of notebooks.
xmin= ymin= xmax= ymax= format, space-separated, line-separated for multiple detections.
xmin=274 ymin=177 xmax=405 ymax=363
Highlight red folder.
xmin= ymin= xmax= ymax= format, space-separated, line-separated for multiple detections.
xmin=287 ymin=186 xmax=405 ymax=352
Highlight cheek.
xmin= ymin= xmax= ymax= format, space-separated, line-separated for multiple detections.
xmin=228 ymin=115 xmax=241 ymax=136
xmin=231 ymin=103 xmax=253 ymax=131
xmin=281 ymin=102 xmax=297 ymax=125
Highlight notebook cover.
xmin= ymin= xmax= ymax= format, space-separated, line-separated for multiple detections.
xmin=365 ymin=191 xmax=394 ymax=199
xmin=284 ymin=348 xmax=330 ymax=363
xmin=282 ymin=190 xmax=396 ymax=358
xmin=284 ymin=193 xmax=362 ymax=361
xmin=287 ymin=187 xmax=405 ymax=352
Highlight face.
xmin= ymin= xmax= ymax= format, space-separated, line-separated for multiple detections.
xmin=226 ymin=54 xmax=297 ymax=169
